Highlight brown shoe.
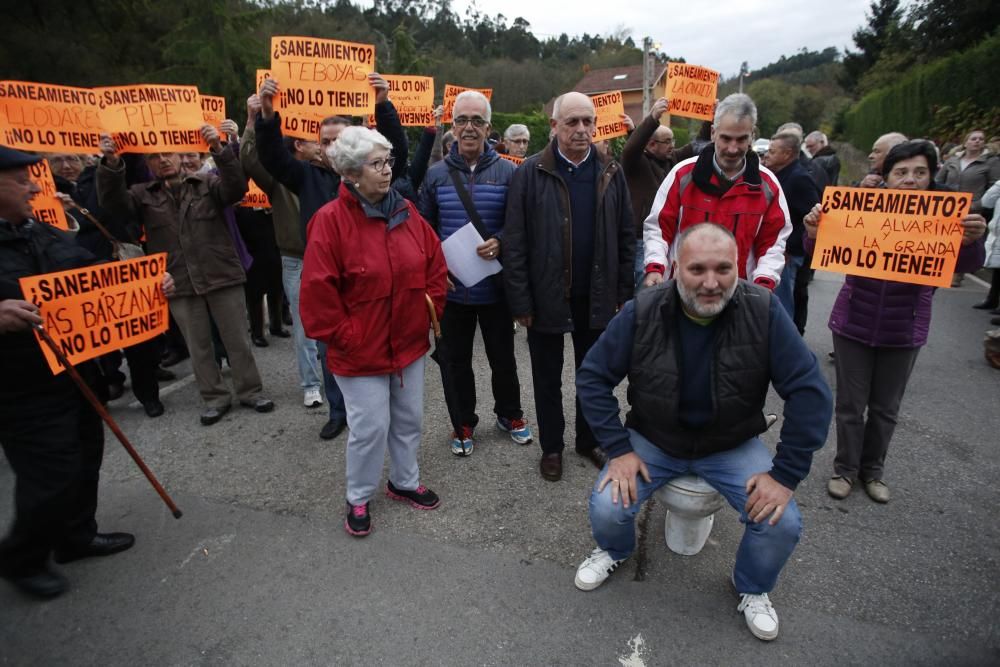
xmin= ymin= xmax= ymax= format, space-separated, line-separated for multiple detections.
xmin=827 ymin=476 xmax=853 ymax=499
xmin=539 ymin=453 xmax=563 ymax=481
xmin=863 ymin=479 xmax=890 ymax=503
xmin=576 ymin=447 xmax=608 ymax=470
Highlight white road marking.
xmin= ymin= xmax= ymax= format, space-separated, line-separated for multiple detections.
xmin=618 ymin=633 xmax=648 ymax=667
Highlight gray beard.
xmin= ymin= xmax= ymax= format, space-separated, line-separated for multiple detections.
xmin=676 ymin=279 xmax=737 ymax=318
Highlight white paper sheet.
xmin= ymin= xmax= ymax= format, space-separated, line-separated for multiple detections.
xmin=441 ymin=222 xmax=502 ymax=287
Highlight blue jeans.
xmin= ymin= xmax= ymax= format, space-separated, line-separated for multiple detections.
xmin=316 ymin=341 xmax=347 ymax=422
xmin=281 ymin=256 xmax=322 ymax=391
xmin=774 ymin=254 xmax=804 ymax=319
xmin=588 ymin=430 xmax=802 ymax=594
xmin=633 ymin=238 xmax=646 ymax=290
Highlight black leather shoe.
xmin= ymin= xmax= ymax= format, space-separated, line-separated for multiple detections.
xmin=320 ymin=418 xmax=347 ymax=440
xmin=107 ymin=382 xmax=125 ymax=401
xmin=992 ymin=316 xmax=1000 ymax=326
xmin=161 ymin=349 xmax=189 ymax=368
xmin=251 ymin=335 xmax=269 ymax=347
xmin=54 ymin=532 xmax=135 ymax=564
xmin=155 ymin=366 xmax=176 ymax=382
xmin=540 ymin=453 xmax=563 ymax=481
xmin=240 ymin=397 xmax=275 ymax=413
xmin=576 ymin=447 xmax=608 ymax=470
xmin=972 ymin=300 xmax=998 ymax=310
xmin=200 ymin=404 xmax=231 ymax=425
xmin=143 ymin=400 xmax=165 ymax=418
xmin=2 ymin=565 xmax=68 ymax=599
xmin=269 ymin=327 xmax=291 ymax=338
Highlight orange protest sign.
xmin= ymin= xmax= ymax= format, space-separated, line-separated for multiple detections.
xmin=0 ymin=81 xmax=103 ymax=154
xmin=442 ymin=84 xmax=493 ymax=123
xmin=499 ymin=153 xmax=524 ymax=166
xmin=365 ymin=75 xmax=435 ymax=127
xmin=666 ymin=63 xmax=719 ymax=121
xmin=270 ymin=36 xmax=376 ymax=116
xmin=591 ymin=90 xmax=628 ymax=142
xmin=19 ymin=253 xmax=169 ymax=374
xmin=28 ymin=160 xmax=69 ymax=230
xmin=256 ymin=68 xmax=326 ymax=141
xmin=96 ymin=84 xmax=207 ymax=153
xmin=200 ymin=95 xmax=226 ymax=130
xmin=241 ymin=178 xmax=271 ymax=208
xmin=810 ymin=186 xmax=972 ymax=288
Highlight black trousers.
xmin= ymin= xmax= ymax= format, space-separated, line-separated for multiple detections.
xmin=237 ymin=209 xmax=285 ymax=337
xmin=439 ymin=300 xmax=523 ymax=429
xmin=793 ymin=259 xmax=813 ymax=335
xmin=0 ymin=371 xmax=104 ymax=576
xmin=525 ymin=295 xmax=603 ymax=455
xmin=98 ymin=337 xmax=161 ymax=403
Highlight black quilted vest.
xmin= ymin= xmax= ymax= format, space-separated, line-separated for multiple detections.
xmin=624 ymin=280 xmax=771 ymax=458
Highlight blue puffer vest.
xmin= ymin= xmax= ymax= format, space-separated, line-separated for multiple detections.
xmin=418 ymin=142 xmax=515 ymax=304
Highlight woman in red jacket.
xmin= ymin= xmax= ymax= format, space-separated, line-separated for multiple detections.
xmin=300 ymin=126 xmax=448 ymax=537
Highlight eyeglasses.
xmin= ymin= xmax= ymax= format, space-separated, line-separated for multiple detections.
xmin=49 ymin=156 xmax=83 ymax=166
xmin=651 ymin=139 xmax=674 ymax=145
xmin=365 ymin=156 xmax=396 ymax=172
xmin=453 ymin=117 xmax=488 ymax=128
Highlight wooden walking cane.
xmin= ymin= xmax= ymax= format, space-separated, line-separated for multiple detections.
xmin=425 ymin=294 xmax=441 ymax=338
xmin=32 ymin=324 xmax=183 ymax=519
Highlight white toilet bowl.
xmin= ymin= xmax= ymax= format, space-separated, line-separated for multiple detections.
xmin=655 ymin=475 xmax=725 ymax=556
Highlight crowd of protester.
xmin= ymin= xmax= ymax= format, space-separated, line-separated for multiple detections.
xmin=1 ymin=69 xmax=997 ymax=641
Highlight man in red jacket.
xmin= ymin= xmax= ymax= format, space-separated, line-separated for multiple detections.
xmin=642 ymin=94 xmax=791 ymax=291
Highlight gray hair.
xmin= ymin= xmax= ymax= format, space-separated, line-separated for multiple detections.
xmin=805 ymin=130 xmax=827 ymax=146
xmin=504 ymin=124 xmax=529 ymax=141
xmin=771 ymin=131 xmax=802 ymax=155
xmin=776 ymin=122 xmax=803 ymax=138
xmin=328 ymin=126 xmax=392 ymax=176
xmin=551 ymin=92 xmax=595 ymax=120
xmin=453 ymin=90 xmax=491 ymax=121
xmin=714 ymin=93 xmax=757 ymax=126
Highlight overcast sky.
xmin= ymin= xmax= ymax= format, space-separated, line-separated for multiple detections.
xmin=355 ymin=0 xmax=874 ymax=77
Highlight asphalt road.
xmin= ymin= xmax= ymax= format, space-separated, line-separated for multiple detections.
xmin=1 ymin=270 xmax=998 ymax=666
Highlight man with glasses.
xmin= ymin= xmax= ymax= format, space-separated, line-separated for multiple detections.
xmin=504 ymin=92 xmax=635 ymax=481
xmin=621 ymin=97 xmax=676 ymax=287
xmin=503 ymin=124 xmax=531 ymax=158
xmin=418 ymin=91 xmax=532 ymax=456
xmin=97 ymin=125 xmax=276 ymax=426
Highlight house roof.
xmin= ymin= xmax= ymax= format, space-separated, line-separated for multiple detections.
xmin=572 ymin=64 xmax=667 ymax=95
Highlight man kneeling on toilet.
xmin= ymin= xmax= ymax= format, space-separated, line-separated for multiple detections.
xmin=573 ymin=223 xmax=832 ymax=641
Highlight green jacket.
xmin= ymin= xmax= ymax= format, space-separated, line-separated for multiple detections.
xmin=240 ymin=125 xmax=304 ymax=258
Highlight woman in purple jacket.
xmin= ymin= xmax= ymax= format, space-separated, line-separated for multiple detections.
xmin=804 ymin=140 xmax=987 ymax=504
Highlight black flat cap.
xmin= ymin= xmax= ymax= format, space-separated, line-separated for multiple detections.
xmin=0 ymin=146 xmax=43 ymax=170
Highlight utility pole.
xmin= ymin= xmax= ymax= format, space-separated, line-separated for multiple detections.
xmin=738 ymin=61 xmax=749 ymax=94
xmin=642 ymin=37 xmax=653 ymax=117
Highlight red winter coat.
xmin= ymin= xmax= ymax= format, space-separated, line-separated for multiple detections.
xmin=643 ymin=146 xmax=791 ymax=287
xmin=300 ymin=184 xmax=447 ymax=377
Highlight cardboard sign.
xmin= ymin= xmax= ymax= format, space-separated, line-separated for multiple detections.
xmin=666 ymin=63 xmax=718 ymax=121
xmin=810 ymin=186 xmax=972 ymax=288
xmin=19 ymin=253 xmax=169 ymax=374
xmin=591 ymin=90 xmax=628 ymax=141
xmin=365 ymin=75 xmax=434 ymax=127
xmin=442 ymin=84 xmax=493 ymax=123
xmin=270 ymin=36 xmax=375 ymax=116
xmin=256 ymin=68 xmax=325 ymax=142
xmin=200 ymin=95 xmax=226 ymax=130
xmin=0 ymin=81 xmax=104 ymax=154
xmin=28 ymin=160 xmax=69 ymax=230
xmin=240 ymin=178 xmax=271 ymax=208
xmin=499 ymin=153 xmax=524 ymax=166
xmin=96 ymin=84 xmax=208 ymax=153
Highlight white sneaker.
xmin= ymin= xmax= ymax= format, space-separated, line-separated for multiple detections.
xmin=737 ymin=592 xmax=779 ymax=641
xmin=574 ymin=548 xmax=625 ymax=591
xmin=303 ymin=387 xmax=323 ymax=408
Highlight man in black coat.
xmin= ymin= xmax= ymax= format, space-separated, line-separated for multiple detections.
xmin=0 ymin=146 xmax=173 ymax=599
xmin=503 ymin=92 xmax=635 ymax=481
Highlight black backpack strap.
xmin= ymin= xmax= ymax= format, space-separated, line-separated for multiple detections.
xmin=447 ymin=166 xmax=491 ymax=240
